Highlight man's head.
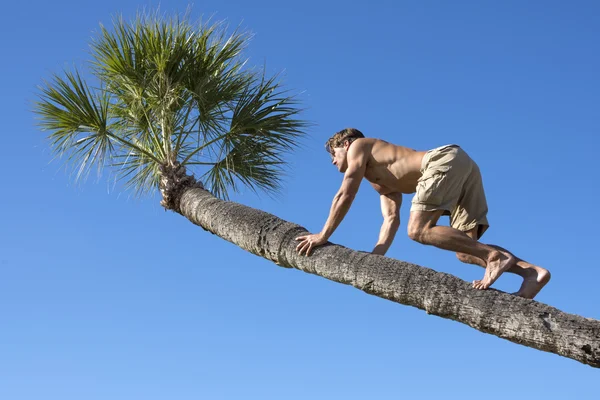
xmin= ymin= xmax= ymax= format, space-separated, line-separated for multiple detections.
xmin=325 ymin=128 xmax=365 ymax=172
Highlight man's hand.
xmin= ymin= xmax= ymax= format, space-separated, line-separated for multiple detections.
xmin=295 ymin=233 xmax=327 ymax=256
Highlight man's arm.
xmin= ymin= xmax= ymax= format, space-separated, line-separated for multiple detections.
xmin=319 ymin=159 xmax=365 ymax=240
xmin=296 ymin=143 xmax=368 ymax=256
xmin=372 ymin=192 xmax=402 ymax=256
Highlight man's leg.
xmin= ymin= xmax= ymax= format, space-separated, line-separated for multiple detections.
xmin=455 ymin=228 xmax=551 ymax=299
xmin=407 ymin=210 xmax=516 ymax=290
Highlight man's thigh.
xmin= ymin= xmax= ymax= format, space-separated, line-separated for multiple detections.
xmin=408 ymin=209 xmax=445 ymax=232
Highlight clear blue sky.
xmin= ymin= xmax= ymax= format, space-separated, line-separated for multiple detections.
xmin=1 ymin=0 xmax=599 ymax=398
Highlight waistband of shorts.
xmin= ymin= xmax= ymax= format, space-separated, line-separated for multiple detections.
xmin=421 ymin=144 xmax=460 ymax=172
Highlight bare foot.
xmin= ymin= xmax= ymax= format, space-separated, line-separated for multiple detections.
xmin=472 ymin=251 xmax=516 ymax=290
xmin=514 ymin=267 xmax=551 ymax=299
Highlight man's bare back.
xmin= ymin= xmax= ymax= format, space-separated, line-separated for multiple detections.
xmin=358 ymin=138 xmax=426 ymax=195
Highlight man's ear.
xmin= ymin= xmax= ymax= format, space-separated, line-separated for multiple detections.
xmin=344 ymin=140 xmax=351 ymax=150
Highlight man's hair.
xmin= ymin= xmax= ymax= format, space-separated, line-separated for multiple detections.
xmin=325 ymin=128 xmax=365 ymax=155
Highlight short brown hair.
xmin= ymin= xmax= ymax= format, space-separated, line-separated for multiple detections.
xmin=325 ymin=128 xmax=365 ymax=155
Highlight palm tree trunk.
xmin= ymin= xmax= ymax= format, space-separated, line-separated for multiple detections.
xmin=178 ymin=186 xmax=600 ymax=368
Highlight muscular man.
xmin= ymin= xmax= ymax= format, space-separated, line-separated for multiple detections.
xmin=295 ymin=128 xmax=550 ymax=299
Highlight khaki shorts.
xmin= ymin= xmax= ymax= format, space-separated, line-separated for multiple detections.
xmin=410 ymin=145 xmax=489 ymax=238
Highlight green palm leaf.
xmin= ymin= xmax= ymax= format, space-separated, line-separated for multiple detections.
xmin=35 ymin=70 xmax=114 ymax=181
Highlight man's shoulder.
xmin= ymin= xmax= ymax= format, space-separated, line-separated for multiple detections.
xmin=351 ymin=137 xmax=381 ymax=150
xmin=350 ymin=137 xmax=397 ymax=160
xmin=348 ymin=137 xmax=368 ymax=149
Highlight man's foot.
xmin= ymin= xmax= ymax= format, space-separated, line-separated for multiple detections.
xmin=472 ymin=251 xmax=516 ymax=290
xmin=513 ymin=267 xmax=551 ymax=299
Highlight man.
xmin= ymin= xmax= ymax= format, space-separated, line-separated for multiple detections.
xmin=295 ymin=128 xmax=550 ymax=299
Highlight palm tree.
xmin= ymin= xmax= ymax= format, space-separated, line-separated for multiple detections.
xmin=34 ymin=12 xmax=599 ymax=368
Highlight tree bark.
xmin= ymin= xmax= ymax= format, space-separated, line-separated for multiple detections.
xmin=178 ymin=186 xmax=600 ymax=368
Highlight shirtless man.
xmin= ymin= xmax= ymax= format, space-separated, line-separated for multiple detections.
xmin=295 ymin=128 xmax=550 ymax=299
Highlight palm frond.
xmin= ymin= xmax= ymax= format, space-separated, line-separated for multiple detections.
xmin=34 ymin=70 xmax=114 ymax=181
xmin=112 ymin=150 xmax=161 ymax=196
xmin=91 ymin=12 xmax=195 ymax=162
xmin=178 ymin=23 xmax=253 ymax=156
xmin=200 ymin=134 xmax=287 ymax=199
xmin=184 ymin=73 xmax=309 ymax=199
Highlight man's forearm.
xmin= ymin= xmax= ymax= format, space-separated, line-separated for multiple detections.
xmin=320 ymin=192 xmax=355 ymax=239
xmin=372 ymin=218 xmax=400 ymax=255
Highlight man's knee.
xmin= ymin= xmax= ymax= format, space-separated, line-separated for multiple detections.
xmin=408 ymin=210 xmax=443 ymax=244
xmin=407 ymin=222 xmax=427 ymax=243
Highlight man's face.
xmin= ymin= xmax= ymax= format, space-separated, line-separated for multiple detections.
xmin=331 ymin=145 xmax=348 ymax=173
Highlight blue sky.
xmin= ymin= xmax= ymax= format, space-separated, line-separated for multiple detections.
xmin=1 ymin=0 xmax=599 ymax=398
